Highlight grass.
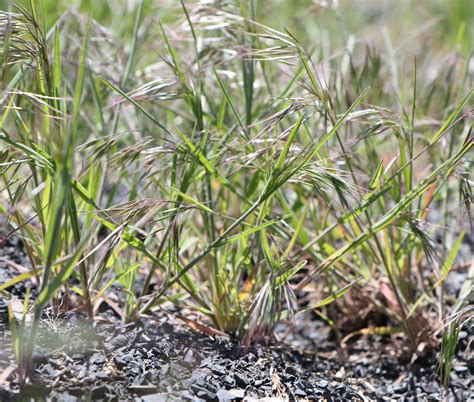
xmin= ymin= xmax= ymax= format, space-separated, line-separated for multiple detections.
xmin=0 ymin=0 xmax=472 ymax=388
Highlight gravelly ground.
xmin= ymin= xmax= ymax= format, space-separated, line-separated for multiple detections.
xmin=0 ymin=230 xmax=472 ymax=401
xmin=0 ymin=310 xmax=472 ymax=401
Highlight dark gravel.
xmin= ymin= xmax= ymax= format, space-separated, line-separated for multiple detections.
xmin=0 ymin=232 xmax=35 ymax=298
xmin=1 ymin=308 xmax=472 ymax=401
xmin=0 ymin=231 xmax=473 ymax=401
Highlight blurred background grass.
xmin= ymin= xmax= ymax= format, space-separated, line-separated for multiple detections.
xmin=1 ymin=0 xmax=472 ymax=53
